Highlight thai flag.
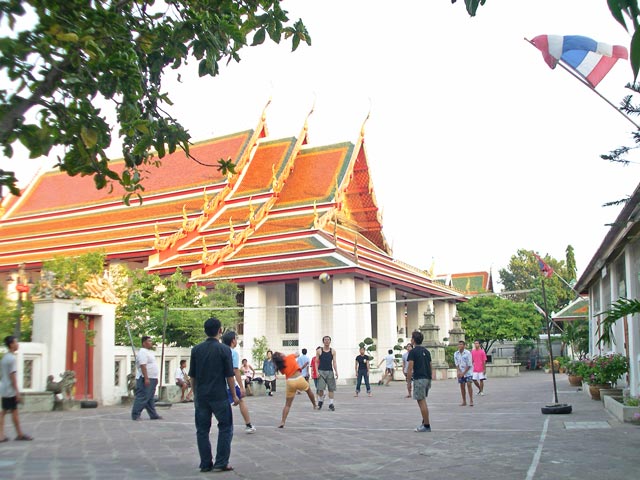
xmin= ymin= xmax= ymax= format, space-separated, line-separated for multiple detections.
xmin=531 ymin=35 xmax=628 ymax=88
xmin=533 ymin=253 xmax=554 ymax=279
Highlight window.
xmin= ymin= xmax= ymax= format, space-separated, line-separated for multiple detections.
xmin=23 ymin=359 xmax=33 ymax=389
xmin=285 ymin=283 xmax=299 ymax=333
xmin=165 ymin=360 xmax=171 ymax=384
xmin=236 ymin=287 xmax=244 ymax=334
xmin=282 ymin=339 xmax=299 ymax=347
xmin=114 ymin=360 xmax=121 ymax=386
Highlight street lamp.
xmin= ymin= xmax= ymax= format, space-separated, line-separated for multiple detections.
xmin=154 ymin=284 xmax=168 ymax=393
xmin=13 ymin=263 xmax=30 ymax=340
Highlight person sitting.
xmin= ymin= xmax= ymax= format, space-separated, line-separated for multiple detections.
xmin=175 ymin=359 xmax=192 ymax=402
xmin=241 ymin=358 xmax=255 ymax=396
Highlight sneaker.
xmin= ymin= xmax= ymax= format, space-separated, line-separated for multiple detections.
xmin=479 ymin=392 xmax=485 ymax=396
xmin=318 ymin=401 xmax=323 ymax=410
xmin=415 ymin=424 xmax=431 ymax=432
xmin=329 ymin=404 xmax=335 ymax=411
xmin=245 ymin=425 xmax=256 ymax=434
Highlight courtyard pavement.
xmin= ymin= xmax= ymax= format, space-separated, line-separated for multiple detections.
xmin=0 ymin=371 xmax=638 ymax=480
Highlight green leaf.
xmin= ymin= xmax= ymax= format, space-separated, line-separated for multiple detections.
xmin=631 ymin=27 xmax=640 ymax=82
xmin=252 ymin=28 xmax=266 ymax=46
xmin=608 ymin=0 xmax=630 ymax=31
xmin=80 ymin=127 xmax=98 ymax=148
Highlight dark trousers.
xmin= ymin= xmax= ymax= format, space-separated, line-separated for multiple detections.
xmin=356 ymin=370 xmax=371 ymax=393
xmin=265 ymin=379 xmax=276 ymax=392
xmin=131 ymin=377 xmax=159 ymax=420
xmin=195 ymin=397 xmax=234 ymax=470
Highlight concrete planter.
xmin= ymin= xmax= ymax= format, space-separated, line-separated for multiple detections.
xmin=604 ymin=395 xmax=640 ymax=424
xmin=20 ymin=392 xmax=54 ymax=412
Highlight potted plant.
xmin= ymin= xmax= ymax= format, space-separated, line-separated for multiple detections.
xmin=565 ymin=358 xmax=587 ymax=387
xmin=583 ymin=354 xmax=629 ymax=401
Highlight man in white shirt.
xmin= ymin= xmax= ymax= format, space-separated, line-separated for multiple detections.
xmin=377 ymin=349 xmax=396 ymax=386
xmin=131 ymin=336 xmax=162 ymax=421
xmin=0 ymin=336 xmax=33 ymax=441
xmin=175 ymin=359 xmax=193 ymax=402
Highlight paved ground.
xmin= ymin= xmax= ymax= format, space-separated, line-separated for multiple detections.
xmin=0 ymin=371 xmax=638 ymax=479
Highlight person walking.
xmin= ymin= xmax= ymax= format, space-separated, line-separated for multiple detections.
xmin=402 ymin=344 xmax=413 ymax=398
xmin=454 ymin=340 xmax=474 ymax=407
xmin=221 ymin=331 xmax=256 ymax=433
xmin=272 ymin=352 xmax=316 ymax=428
xmin=189 ymin=317 xmax=238 ymax=473
xmin=131 ymin=336 xmax=162 ymax=421
xmin=354 ymin=347 xmax=372 ymax=397
xmin=406 ymin=331 xmax=432 ymax=432
xmin=316 ymin=336 xmax=338 ymax=411
xmin=0 ymin=336 xmax=33 ymax=442
xmin=471 ymin=340 xmax=487 ymax=396
xmin=377 ymin=349 xmax=395 ymax=386
xmin=262 ymin=350 xmax=277 ymax=396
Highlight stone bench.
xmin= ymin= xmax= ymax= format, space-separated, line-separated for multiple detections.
xmin=159 ymin=385 xmax=185 ymax=403
xmin=20 ymin=392 xmax=55 ymax=412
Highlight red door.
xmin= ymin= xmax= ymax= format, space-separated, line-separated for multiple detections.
xmin=66 ymin=314 xmax=94 ymax=400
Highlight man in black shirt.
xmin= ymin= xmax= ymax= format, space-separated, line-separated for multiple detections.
xmin=406 ymin=330 xmax=432 ymax=432
xmin=189 ymin=317 xmax=239 ymax=473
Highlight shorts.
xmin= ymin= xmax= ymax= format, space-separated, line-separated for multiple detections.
xmin=226 ymin=385 xmax=242 ymax=404
xmin=458 ymin=376 xmax=473 ymax=384
xmin=472 ymin=372 xmax=487 ymax=381
xmin=413 ymin=378 xmax=431 ymax=401
xmin=285 ymin=376 xmax=310 ymax=398
xmin=176 ymin=379 xmax=186 ymax=387
xmin=1 ymin=396 xmax=18 ymax=411
xmin=317 ymin=370 xmax=336 ymax=392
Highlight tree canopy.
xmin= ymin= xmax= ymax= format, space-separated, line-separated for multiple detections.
xmin=0 ymin=1 xmax=310 ymax=203
xmin=498 ymin=249 xmax=575 ymax=314
xmin=456 ymin=295 xmax=541 ymax=354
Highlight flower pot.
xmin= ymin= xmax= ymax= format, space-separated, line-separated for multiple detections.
xmin=568 ymin=374 xmax=583 ymax=387
xmin=588 ymin=383 xmax=611 ymax=401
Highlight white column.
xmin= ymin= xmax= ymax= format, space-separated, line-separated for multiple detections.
xmin=243 ymin=283 xmax=267 ymax=363
xmin=92 ymin=301 xmax=116 ymax=405
xmin=331 ymin=275 xmax=358 ymax=382
xmin=354 ymin=278 xmax=371 ymax=343
xmin=299 ymin=277 xmax=323 ymax=355
xmin=33 ymin=299 xmax=73 ymax=380
xmin=376 ymin=287 xmax=397 ymax=363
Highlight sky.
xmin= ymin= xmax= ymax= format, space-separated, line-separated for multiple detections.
xmin=2 ymin=0 xmax=640 ymax=289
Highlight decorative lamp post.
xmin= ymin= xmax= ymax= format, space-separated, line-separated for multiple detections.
xmin=14 ymin=263 xmax=30 ymax=339
xmin=154 ymin=283 xmax=168 ymax=393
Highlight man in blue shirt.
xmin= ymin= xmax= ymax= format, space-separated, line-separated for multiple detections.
xmin=189 ymin=317 xmax=238 ymax=473
xmin=297 ymin=348 xmax=310 ymax=382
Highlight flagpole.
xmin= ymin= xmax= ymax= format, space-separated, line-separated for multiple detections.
xmin=524 ymin=38 xmax=640 ymax=130
xmin=541 ymin=279 xmax=559 ymax=404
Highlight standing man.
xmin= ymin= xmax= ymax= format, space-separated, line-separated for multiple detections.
xmin=471 ymin=340 xmax=487 ymax=396
xmin=189 ymin=317 xmax=239 ymax=473
xmin=0 ymin=336 xmax=33 ymax=441
xmin=406 ymin=331 xmax=432 ymax=432
xmin=402 ymin=344 xmax=413 ymax=398
xmin=221 ymin=331 xmax=256 ymax=433
xmin=297 ymin=348 xmax=310 ymax=382
xmin=131 ymin=336 xmax=162 ymax=421
xmin=454 ymin=340 xmax=474 ymax=407
xmin=316 ymin=336 xmax=338 ymax=411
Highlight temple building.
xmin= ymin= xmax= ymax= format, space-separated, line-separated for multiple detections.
xmin=0 ymin=106 xmax=464 ymax=381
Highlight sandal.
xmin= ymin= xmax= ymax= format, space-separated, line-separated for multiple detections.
xmin=15 ymin=434 xmax=33 ymax=441
xmin=212 ymin=465 xmax=234 ymax=472
xmin=0 ymin=437 xmax=9 ymax=443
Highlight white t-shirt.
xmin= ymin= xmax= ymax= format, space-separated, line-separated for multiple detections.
xmin=175 ymin=367 xmax=185 ymax=382
xmin=0 ymin=352 xmax=17 ymax=397
xmin=136 ymin=347 xmax=159 ymax=379
xmin=385 ymin=354 xmax=395 ymax=369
